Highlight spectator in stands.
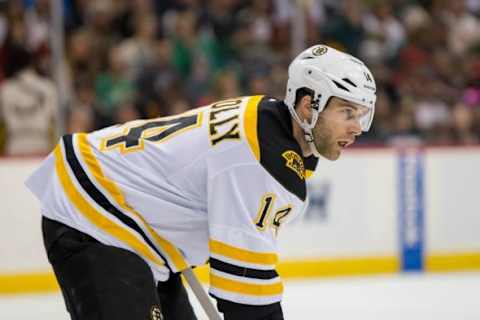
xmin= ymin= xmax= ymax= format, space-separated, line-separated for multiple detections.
xmin=67 ymin=76 xmax=104 ymax=134
xmin=324 ymin=0 xmax=366 ymax=56
xmin=95 ymin=45 xmax=136 ymax=126
xmin=117 ymin=13 xmax=158 ymax=81
xmin=0 ymin=20 xmax=58 ymax=156
xmin=2 ymin=1 xmax=480 ymax=146
xmin=451 ymin=102 xmax=478 ymax=144
xmin=24 ymin=0 xmax=51 ymax=52
xmin=361 ymin=1 xmax=405 ymax=64
xmin=136 ymin=38 xmax=184 ymax=117
xmin=66 ymin=29 xmax=100 ymax=87
xmin=211 ymin=68 xmax=242 ymax=101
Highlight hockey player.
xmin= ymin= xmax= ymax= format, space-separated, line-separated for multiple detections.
xmin=26 ymin=45 xmax=376 ymax=320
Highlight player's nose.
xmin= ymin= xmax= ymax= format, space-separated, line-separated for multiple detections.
xmin=349 ymin=119 xmax=362 ymax=136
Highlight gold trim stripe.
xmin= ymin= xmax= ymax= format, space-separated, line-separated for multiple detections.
xmin=4 ymin=252 xmax=480 ymax=294
xmin=209 ymin=239 xmax=278 ymax=266
xmin=278 ymin=256 xmax=399 ymax=278
xmin=210 ymin=273 xmax=283 ymax=296
xmin=243 ymin=95 xmax=264 ymax=161
xmin=54 ymin=144 xmax=166 ymax=268
xmin=77 ymin=134 xmax=188 ymax=271
xmin=305 ymin=170 xmax=315 ymax=179
xmin=426 ymin=252 xmax=480 ymax=272
xmin=0 ymin=273 xmax=59 ymax=294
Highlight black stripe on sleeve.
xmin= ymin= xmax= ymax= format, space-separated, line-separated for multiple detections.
xmin=62 ymin=134 xmax=173 ymax=272
xmin=210 ymin=257 xmax=278 ymax=280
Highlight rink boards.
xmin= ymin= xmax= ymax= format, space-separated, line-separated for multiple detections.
xmin=1 ymin=147 xmax=479 ymax=294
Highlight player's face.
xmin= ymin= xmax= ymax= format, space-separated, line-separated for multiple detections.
xmin=312 ymin=97 xmax=366 ymax=160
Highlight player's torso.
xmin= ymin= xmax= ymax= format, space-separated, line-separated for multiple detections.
xmin=70 ymin=96 xmax=266 ymax=266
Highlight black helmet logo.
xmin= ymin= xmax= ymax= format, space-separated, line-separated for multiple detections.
xmin=312 ymin=46 xmax=328 ymax=56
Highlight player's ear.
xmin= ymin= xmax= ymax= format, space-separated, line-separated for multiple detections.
xmin=296 ymin=95 xmax=312 ymax=122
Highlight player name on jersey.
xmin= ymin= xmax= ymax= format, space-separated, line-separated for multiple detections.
xmin=208 ymin=98 xmax=242 ymax=146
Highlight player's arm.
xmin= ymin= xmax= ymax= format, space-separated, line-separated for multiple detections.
xmin=207 ymin=164 xmax=299 ymax=320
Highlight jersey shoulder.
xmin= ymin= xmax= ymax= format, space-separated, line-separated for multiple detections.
xmin=242 ymin=96 xmax=318 ymax=201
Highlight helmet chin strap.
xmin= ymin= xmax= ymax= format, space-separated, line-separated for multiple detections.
xmin=303 ymin=128 xmax=321 ymax=158
xmin=287 ymin=104 xmax=322 ymax=158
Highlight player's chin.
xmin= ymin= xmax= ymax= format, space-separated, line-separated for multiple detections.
xmin=321 ymin=147 xmax=341 ymax=161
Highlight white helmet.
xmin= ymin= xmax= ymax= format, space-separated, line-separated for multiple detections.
xmin=284 ymin=44 xmax=377 ymax=157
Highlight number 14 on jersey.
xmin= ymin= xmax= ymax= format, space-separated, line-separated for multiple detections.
xmin=254 ymin=193 xmax=292 ymax=236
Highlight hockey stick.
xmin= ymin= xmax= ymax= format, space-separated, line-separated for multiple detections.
xmin=182 ymin=267 xmax=223 ymax=320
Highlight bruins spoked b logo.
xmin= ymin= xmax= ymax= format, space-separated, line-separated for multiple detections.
xmin=282 ymin=150 xmax=305 ymax=180
xmin=312 ymin=46 xmax=328 ymax=56
xmin=150 ymin=305 xmax=164 ymax=320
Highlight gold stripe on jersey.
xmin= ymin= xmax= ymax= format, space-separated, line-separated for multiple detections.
xmin=77 ymin=133 xmax=189 ymax=272
xmin=209 ymin=239 xmax=278 ymax=266
xmin=210 ymin=273 xmax=283 ymax=296
xmin=243 ymin=95 xmax=264 ymax=161
xmin=53 ymin=144 xmax=166 ymax=268
xmin=305 ymin=169 xmax=314 ymax=179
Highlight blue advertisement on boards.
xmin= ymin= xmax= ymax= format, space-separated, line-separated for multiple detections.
xmin=398 ymin=150 xmax=425 ymax=271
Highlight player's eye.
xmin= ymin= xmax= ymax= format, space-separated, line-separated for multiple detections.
xmin=343 ymin=108 xmax=355 ymax=119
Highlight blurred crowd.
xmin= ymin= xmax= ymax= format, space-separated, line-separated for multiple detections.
xmin=0 ymin=0 xmax=480 ymax=155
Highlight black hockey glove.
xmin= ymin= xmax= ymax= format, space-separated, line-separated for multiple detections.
xmin=216 ymin=297 xmax=284 ymax=320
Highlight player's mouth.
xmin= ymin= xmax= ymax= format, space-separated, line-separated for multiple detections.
xmin=337 ymin=140 xmax=354 ymax=148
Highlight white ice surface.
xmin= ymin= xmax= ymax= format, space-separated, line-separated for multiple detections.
xmin=1 ymin=272 xmax=479 ymax=320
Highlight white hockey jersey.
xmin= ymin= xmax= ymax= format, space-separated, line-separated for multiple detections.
xmin=26 ymin=95 xmax=318 ymax=306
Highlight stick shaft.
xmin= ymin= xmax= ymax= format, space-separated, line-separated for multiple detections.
xmin=182 ymin=268 xmax=222 ymax=320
